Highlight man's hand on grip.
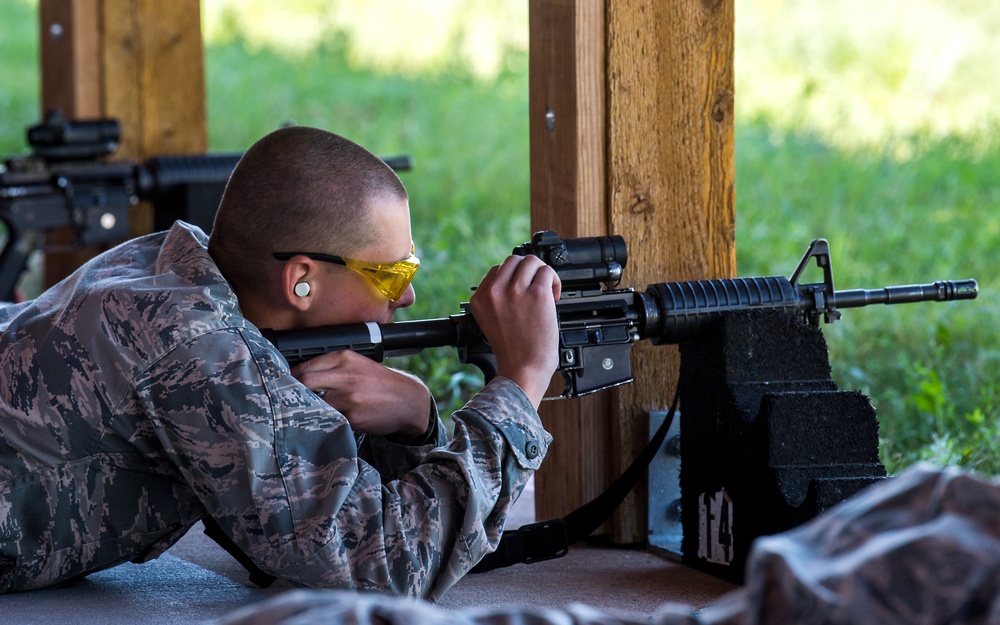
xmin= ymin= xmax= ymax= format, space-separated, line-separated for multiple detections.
xmin=292 ymin=351 xmax=432 ymax=439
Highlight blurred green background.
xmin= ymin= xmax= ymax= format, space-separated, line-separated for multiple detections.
xmin=1 ymin=0 xmax=997 ymax=474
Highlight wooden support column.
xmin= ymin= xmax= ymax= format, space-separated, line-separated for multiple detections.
xmin=39 ymin=0 xmax=102 ymax=119
xmin=530 ymin=0 xmax=735 ymax=543
xmin=39 ymin=0 xmax=206 ymax=288
xmin=100 ymin=1 xmax=207 ymax=161
xmin=529 ymin=0 xmax=614 ymax=533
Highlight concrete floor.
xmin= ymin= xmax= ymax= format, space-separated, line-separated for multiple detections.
xmin=0 ymin=479 xmax=737 ymax=624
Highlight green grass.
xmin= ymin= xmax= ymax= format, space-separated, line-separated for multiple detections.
xmin=1 ymin=0 xmax=998 ymax=475
xmin=0 ymin=0 xmax=40 ymax=155
xmin=736 ymin=121 xmax=1000 ymax=474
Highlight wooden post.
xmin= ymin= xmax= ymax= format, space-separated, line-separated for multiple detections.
xmin=100 ymin=0 xmax=207 ymax=160
xmin=38 ymin=0 xmax=206 ymax=288
xmin=529 ymin=0 xmax=614 ymax=533
xmin=530 ymin=0 xmax=736 ymax=543
xmin=39 ymin=0 xmax=102 ymax=119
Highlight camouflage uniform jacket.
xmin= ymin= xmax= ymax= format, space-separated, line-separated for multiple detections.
xmin=0 ymin=221 xmax=551 ymax=600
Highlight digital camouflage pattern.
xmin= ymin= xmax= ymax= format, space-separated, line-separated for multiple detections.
xmin=214 ymin=465 xmax=1000 ymax=625
xmin=0 ymin=222 xmax=550 ymax=600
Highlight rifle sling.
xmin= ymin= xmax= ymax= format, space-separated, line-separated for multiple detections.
xmin=470 ymin=386 xmax=680 ymax=574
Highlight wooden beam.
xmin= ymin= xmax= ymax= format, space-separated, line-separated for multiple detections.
xmin=102 ymin=0 xmax=206 ymax=235
xmin=38 ymin=0 xmax=206 ymax=288
xmin=529 ymin=0 xmax=606 ymax=235
xmin=529 ymin=0 xmax=736 ymax=543
xmin=605 ymin=0 xmax=736 ymax=543
xmin=529 ymin=0 xmax=613 ymax=530
xmin=39 ymin=0 xmax=103 ymax=290
xmin=102 ymin=0 xmax=207 ymax=161
xmin=39 ymin=0 xmax=102 ymax=118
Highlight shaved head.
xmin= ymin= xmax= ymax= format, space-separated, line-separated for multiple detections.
xmin=208 ymin=126 xmax=407 ymax=295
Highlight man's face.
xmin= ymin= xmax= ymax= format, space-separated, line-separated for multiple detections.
xmin=306 ymin=196 xmax=416 ymax=327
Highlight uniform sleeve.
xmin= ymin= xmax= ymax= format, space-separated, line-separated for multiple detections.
xmin=136 ymin=327 xmax=550 ymax=600
xmin=358 ymin=399 xmax=449 ymax=483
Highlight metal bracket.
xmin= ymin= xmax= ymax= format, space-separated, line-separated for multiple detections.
xmin=647 ymin=409 xmax=682 ymax=561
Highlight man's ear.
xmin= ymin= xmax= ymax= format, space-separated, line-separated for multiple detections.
xmin=279 ymin=256 xmax=316 ymax=311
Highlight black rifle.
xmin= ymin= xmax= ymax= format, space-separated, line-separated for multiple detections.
xmin=0 ymin=111 xmax=239 ymax=301
xmin=0 ymin=111 xmax=414 ymax=301
xmin=261 ymin=230 xmax=979 ymax=398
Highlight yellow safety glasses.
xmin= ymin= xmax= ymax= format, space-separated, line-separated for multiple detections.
xmin=273 ymin=244 xmax=419 ymax=301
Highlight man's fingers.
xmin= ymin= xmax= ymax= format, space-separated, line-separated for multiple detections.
xmin=485 ymin=254 xmax=554 ymax=294
xmin=526 ymin=261 xmax=560 ymax=300
xmin=486 ymin=255 xmax=523 ymax=289
xmin=291 ymin=351 xmax=358 ymax=398
xmin=477 ymin=262 xmax=501 ymax=291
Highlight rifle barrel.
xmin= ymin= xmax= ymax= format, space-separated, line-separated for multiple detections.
xmin=137 ymin=153 xmax=243 ymax=193
xmin=833 ymin=279 xmax=978 ymax=308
